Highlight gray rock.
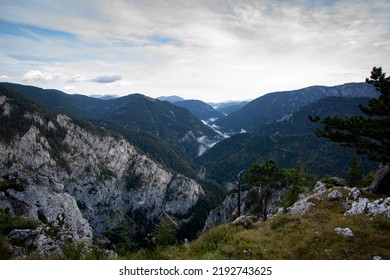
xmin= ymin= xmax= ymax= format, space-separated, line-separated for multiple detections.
xmin=203 ymin=191 xmax=247 ymax=231
xmin=289 ymin=199 xmax=315 ymax=215
xmin=0 ymin=109 xmax=205 ymax=257
xmin=313 ymin=181 xmax=327 ymax=194
xmin=345 ymin=198 xmax=369 ymax=216
xmin=344 ymin=197 xmax=390 ymax=218
xmin=51 ymin=182 xmax=64 ymax=193
xmin=232 ymin=215 xmax=256 ymax=228
xmin=7 ymin=229 xmax=39 ymax=246
xmin=32 ymin=230 xmax=62 ymax=257
xmin=349 ymin=187 xmax=361 ymax=200
xmin=373 ymin=255 xmax=382 ymax=260
xmin=334 ymin=227 xmax=354 ymax=237
xmin=327 ymin=190 xmax=344 ymax=201
xmin=367 ymin=198 xmax=390 ymax=218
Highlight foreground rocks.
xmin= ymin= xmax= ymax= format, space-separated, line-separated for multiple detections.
xmin=334 ymin=227 xmax=354 ymax=237
xmin=345 ymin=197 xmax=390 ymax=218
xmin=204 ymin=176 xmax=389 ymax=231
xmin=288 ymin=179 xmax=390 ymax=219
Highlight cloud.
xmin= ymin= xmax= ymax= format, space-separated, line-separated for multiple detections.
xmin=91 ymin=75 xmax=122 ymax=83
xmin=0 ymin=75 xmax=10 ymax=81
xmin=1 ymin=0 xmax=389 ymax=101
xmin=63 ymin=85 xmax=76 ymax=91
xmin=22 ymin=70 xmax=60 ymax=82
xmin=66 ymin=74 xmax=87 ymax=83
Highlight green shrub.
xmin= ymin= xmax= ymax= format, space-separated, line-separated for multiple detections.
xmin=0 ymin=211 xmax=39 ymax=235
xmin=0 ymin=234 xmax=12 ymax=259
xmin=154 ymin=218 xmax=177 ymax=247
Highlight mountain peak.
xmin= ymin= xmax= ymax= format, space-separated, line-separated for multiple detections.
xmin=157 ymin=95 xmax=185 ymax=102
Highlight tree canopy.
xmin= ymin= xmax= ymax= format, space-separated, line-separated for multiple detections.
xmin=244 ymin=160 xmax=281 ymax=220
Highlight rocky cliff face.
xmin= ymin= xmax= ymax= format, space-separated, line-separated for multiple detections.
xmin=0 ymin=91 xmax=204 ymax=257
xmin=203 ymin=185 xmax=286 ymax=230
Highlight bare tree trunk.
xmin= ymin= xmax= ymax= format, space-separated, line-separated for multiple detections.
xmin=369 ymin=163 xmax=390 ymax=194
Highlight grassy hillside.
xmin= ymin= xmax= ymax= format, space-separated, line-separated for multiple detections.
xmin=127 ymin=187 xmax=390 ymax=260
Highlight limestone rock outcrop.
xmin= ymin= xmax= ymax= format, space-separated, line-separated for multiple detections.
xmin=0 ymin=92 xmax=205 ymax=257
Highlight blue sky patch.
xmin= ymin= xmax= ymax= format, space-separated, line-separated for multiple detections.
xmin=147 ymin=35 xmax=179 ymax=45
xmin=0 ymin=19 xmax=77 ymax=40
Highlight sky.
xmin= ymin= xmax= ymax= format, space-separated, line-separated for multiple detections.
xmin=0 ymin=0 xmax=389 ymax=102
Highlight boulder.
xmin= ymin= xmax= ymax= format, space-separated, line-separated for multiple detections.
xmin=7 ymin=229 xmax=39 ymax=247
xmin=349 ymin=187 xmax=361 ymax=200
xmin=334 ymin=227 xmax=354 ymax=237
xmin=327 ymin=190 xmax=344 ymax=201
xmin=289 ymin=199 xmax=315 ymax=215
xmin=232 ymin=215 xmax=256 ymax=228
xmin=313 ymin=181 xmax=327 ymax=194
xmin=367 ymin=198 xmax=390 ymax=218
xmin=345 ymin=198 xmax=369 ymax=216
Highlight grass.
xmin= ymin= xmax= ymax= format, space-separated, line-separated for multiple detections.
xmin=126 ymin=193 xmax=390 ymax=260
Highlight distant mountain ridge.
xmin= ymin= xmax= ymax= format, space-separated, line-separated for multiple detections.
xmin=158 ymin=96 xmax=249 ymax=117
xmin=1 ymin=81 xmax=379 ymax=183
xmin=214 ymin=83 xmax=379 ymax=133
xmin=197 ymin=95 xmax=377 ymax=183
xmin=173 ymin=99 xmax=225 ymax=121
xmin=208 ymin=100 xmax=250 ymax=115
xmin=0 ymin=83 xmax=222 ymax=160
xmin=157 ymin=95 xmax=185 ymax=102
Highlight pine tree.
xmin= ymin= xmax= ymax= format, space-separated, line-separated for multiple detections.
xmin=244 ymin=160 xmax=281 ymax=221
xmin=310 ymin=67 xmax=390 ymax=194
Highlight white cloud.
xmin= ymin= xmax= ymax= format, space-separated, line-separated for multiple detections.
xmin=22 ymin=70 xmax=60 ymax=82
xmin=0 ymin=75 xmax=10 ymax=81
xmin=1 ymin=0 xmax=389 ymax=101
xmin=66 ymin=74 xmax=87 ymax=83
xmin=63 ymin=85 xmax=76 ymax=91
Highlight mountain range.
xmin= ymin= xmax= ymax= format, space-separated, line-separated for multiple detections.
xmin=214 ymin=82 xmax=379 ymax=133
xmin=0 ymin=84 xmax=226 ymax=255
xmin=0 ymin=81 xmax=379 ymax=182
xmin=197 ymin=96 xmax=377 ymax=183
xmin=0 ymin=80 xmax=383 ymax=258
xmin=0 ymin=83 xmax=223 ymax=167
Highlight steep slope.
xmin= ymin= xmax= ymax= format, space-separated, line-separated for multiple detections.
xmin=215 ymin=83 xmax=379 ymax=133
xmin=174 ymin=99 xmax=225 ymax=121
xmin=100 ymin=94 xmax=221 ymax=157
xmin=0 ymin=85 xmax=210 ymax=257
xmin=259 ymin=96 xmax=371 ymax=135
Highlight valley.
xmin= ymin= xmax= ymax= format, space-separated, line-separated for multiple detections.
xmin=0 ymin=78 xmax=389 ymax=260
